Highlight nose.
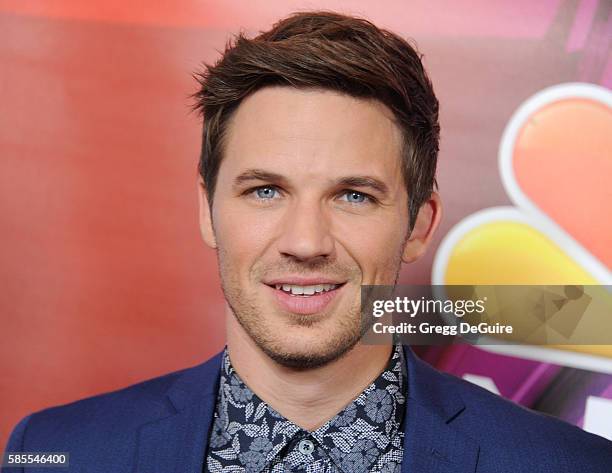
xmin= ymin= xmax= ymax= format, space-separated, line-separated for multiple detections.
xmin=276 ymin=198 xmax=335 ymax=261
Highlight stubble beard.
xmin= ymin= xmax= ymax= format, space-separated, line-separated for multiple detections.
xmin=217 ymin=248 xmax=373 ymax=370
xmin=215 ymin=219 xmax=407 ymax=369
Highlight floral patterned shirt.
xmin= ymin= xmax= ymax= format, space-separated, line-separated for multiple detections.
xmin=204 ymin=344 xmax=406 ymax=473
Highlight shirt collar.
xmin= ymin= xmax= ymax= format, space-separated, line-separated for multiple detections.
xmin=211 ymin=344 xmax=406 ymax=473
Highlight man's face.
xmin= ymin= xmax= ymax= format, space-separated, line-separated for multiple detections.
xmin=200 ymin=87 xmax=423 ymax=368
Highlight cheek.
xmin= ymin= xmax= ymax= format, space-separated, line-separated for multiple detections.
xmin=213 ymin=204 xmax=280 ymax=268
xmin=336 ymin=206 xmax=407 ymax=242
xmin=334 ymin=213 xmax=407 ymax=274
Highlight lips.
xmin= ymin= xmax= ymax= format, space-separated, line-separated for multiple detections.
xmin=273 ymin=283 xmax=339 ymax=296
xmin=264 ymin=280 xmax=347 ymax=315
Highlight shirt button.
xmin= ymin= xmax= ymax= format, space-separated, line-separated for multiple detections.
xmin=298 ymin=439 xmax=315 ymax=455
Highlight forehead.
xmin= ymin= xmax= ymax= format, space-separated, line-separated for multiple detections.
xmin=221 ymin=86 xmax=405 ymax=183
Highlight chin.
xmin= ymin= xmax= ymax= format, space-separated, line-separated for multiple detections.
xmin=257 ymin=329 xmax=361 ymax=369
xmin=227 ymin=290 xmax=364 ymax=368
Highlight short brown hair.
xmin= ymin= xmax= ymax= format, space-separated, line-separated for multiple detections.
xmin=192 ymin=11 xmax=439 ymax=232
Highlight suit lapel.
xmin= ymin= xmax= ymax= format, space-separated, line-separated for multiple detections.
xmin=134 ymin=346 xmax=479 ymax=472
xmin=135 ymin=352 xmax=223 ymax=473
xmin=401 ymin=346 xmax=480 ymax=473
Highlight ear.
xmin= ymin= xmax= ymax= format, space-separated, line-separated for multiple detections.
xmin=197 ymin=177 xmax=217 ymax=249
xmin=401 ymin=191 xmax=442 ymax=263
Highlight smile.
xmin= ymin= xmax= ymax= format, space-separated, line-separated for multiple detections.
xmin=273 ymin=283 xmax=339 ymax=296
xmin=265 ymin=281 xmax=346 ymax=315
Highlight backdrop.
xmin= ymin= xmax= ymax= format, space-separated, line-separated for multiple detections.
xmin=1 ymin=0 xmax=611 ymax=449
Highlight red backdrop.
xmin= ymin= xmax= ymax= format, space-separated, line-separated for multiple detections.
xmin=2 ymin=0 xmax=610 ymax=448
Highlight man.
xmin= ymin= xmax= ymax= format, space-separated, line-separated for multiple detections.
xmin=3 ymin=11 xmax=612 ymax=473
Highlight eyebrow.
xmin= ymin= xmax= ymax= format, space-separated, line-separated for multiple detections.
xmin=336 ymin=176 xmax=389 ymax=196
xmin=233 ymin=168 xmax=389 ymax=196
xmin=233 ymin=169 xmax=287 ymax=187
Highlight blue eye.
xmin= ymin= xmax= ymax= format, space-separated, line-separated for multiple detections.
xmin=254 ymin=186 xmax=278 ymax=199
xmin=342 ymin=191 xmax=368 ymax=204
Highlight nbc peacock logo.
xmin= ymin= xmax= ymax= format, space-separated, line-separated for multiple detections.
xmin=432 ymin=83 xmax=612 ymax=374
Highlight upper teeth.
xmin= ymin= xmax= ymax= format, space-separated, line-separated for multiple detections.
xmin=275 ymin=284 xmax=338 ymax=295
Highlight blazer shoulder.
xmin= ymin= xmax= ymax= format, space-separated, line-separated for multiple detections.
xmin=9 ymin=352 xmax=223 ymax=451
xmin=434 ymin=365 xmax=612 ymax=467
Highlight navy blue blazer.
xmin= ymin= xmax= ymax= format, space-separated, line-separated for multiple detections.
xmin=4 ymin=345 xmax=612 ymax=472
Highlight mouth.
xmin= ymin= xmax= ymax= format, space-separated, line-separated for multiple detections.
xmin=264 ymin=281 xmax=347 ymax=315
xmin=270 ymin=282 xmax=343 ymax=296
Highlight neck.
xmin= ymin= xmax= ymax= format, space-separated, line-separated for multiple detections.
xmin=225 ymin=313 xmax=393 ymax=431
